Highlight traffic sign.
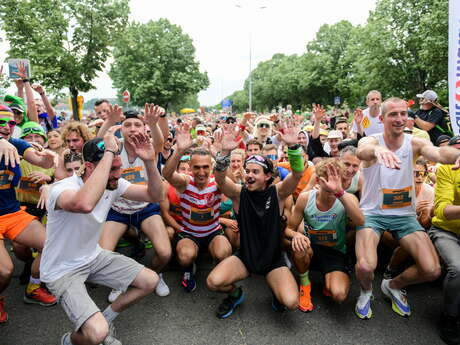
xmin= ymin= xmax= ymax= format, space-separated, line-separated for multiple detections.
xmin=122 ymin=90 xmax=130 ymax=103
xmin=334 ymin=96 xmax=341 ymax=105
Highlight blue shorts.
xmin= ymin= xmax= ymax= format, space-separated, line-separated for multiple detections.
xmin=357 ymin=215 xmax=424 ymax=240
xmin=106 ymin=203 xmax=160 ymax=230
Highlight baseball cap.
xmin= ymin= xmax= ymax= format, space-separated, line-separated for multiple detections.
xmin=335 ymin=117 xmax=348 ymax=126
xmin=416 ymin=90 xmax=438 ymax=103
xmin=436 ymin=135 xmax=451 ymax=146
xmin=327 ymin=130 xmax=343 ymax=140
xmin=9 ymin=103 xmax=24 ymax=113
xmin=83 ymin=138 xmax=121 ymax=163
xmin=0 ymin=105 xmax=14 ymax=118
xmin=448 ymin=135 xmax=460 ymax=146
xmin=123 ymin=109 xmax=140 ymax=121
xmin=20 ymin=121 xmax=47 ymax=142
xmin=225 ymin=116 xmax=236 ymax=124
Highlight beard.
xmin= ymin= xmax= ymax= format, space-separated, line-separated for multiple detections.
xmin=106 ymin=178 xmax=119 ymax=191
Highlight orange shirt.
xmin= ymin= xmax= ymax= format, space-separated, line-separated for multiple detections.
xmin=277 ymin=162 xmax=315 ymax=200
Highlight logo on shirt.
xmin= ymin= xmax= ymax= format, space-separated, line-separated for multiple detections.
xmin=313 ymin=213 xmax=337 ymax=222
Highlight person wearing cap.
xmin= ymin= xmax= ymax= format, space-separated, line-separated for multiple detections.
xmin=41 ymin=126 xmax=163 ymax=345
xmin=414 ymin=90 xmax=452 ymax=145
xmin=354 ymin=97 xmax=460 ymax=321
xmin=0 ymin=105 xmax=58 ymax=324
xmin=436 ymin=135 xmax=451 ymax=147
xmin=310 ymin=104 xmax=343 ymax=158
xmin=96 ymin=104 xmax=172 ymax=300
xmin=207 ymin=122 xmax=304 ymax=319
xmin=351 ymin=90 xmax=384 ymax=138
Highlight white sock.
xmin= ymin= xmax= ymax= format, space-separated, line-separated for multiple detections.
xmin=360 ymin=288 xmax=372 ymax=297
xmin=29 ymin=276 xmax=41 ymax=285
xmin=102 ymin=305 xmax=119 ymax=324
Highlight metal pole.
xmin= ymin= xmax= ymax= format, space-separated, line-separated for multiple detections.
xmin=249 ymin=31 xmax=252 ymax=112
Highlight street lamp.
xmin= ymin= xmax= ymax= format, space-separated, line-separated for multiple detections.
xmin=235 ymin=2 xmax=267 ymax=112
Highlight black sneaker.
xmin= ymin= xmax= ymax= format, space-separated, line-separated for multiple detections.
xmin=271 ymin=294 xmax=286 ymax=312
xmin=440 ymin=313 xmax=460 ymax=345
xmin=216 ymin=288 xmax=245 ymax=319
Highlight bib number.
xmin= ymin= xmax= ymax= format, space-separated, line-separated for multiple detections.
xmin=121 ymin=167 xmax=146 ymax=185
xmin=307 ymin=229 xmax=337 ymax=247
xmin=382 ymin=186 xmax=412 ymax=209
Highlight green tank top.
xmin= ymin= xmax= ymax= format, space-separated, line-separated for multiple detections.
xmin=303 ymin=190 xmax=347 ymax=254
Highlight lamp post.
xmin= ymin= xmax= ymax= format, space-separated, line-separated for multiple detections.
xmin=235 ymin=3 xmax=267 ymax=112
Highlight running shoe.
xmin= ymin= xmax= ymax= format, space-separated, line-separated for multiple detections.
xmin=61 ymin=332 xmax=72 ymax=345
xmin=155 ymin=273 xmax=170 ymax=297
xmin=24 ymin=285 xmax=56 ymax=306
xmin=355 ymin=290 xmax=373 ymax=320
xmin=103 ymin=323 xmax=122 ymax=345
xmin=271 ymin=294 xmax=286 ymax=312
xmin=439 ymin=313 xmax=460 ymax=345
xmin=298 ymin=284 xmax=313 ymax=312
xmin=0 ymin=297 xmax=8 ymax=323
xmin=381 ymin=279 xmax=411 ymax=317
xmin=216 ymin=287 xmax=245 ymax=319
xmin=108 ymin=289 xmax=123 ymax=303
xmin=383 ymin=265 xmax=400 ymax=280
xmin=181 ymin=269 xmax=196 ymax=293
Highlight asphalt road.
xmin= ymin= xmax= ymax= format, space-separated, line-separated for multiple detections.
xmin=1 ymin=245 xmax=445 ymax=345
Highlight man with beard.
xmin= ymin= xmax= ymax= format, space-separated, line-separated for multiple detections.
xmin=206 ymin=122 xmax=304 ymax=319
xmin=41 ymin=128 xmax=163 ymax=345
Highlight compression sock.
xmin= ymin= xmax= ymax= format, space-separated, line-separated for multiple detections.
xmin=299 ymin=271 xmax=310 ymax=286
xmin=103 ymin=305 xmax=120 ymax=324
xmin=26 ymin=276 xmax=41 ymax=294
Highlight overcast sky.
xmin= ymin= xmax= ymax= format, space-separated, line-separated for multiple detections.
xmin=1 ymin=0 xmax=377 ymax=106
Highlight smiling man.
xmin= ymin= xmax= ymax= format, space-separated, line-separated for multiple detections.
xmin=354 ymin=97 xmax=460 ymax=321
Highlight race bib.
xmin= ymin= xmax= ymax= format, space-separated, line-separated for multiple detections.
xmin=0 ymin=170 xmax=14 ymax=190
xmin=121 ymin=166 xmax=146 ymax=185
xmin=362 ymin=116 xmax=370 ymax=129
xmin=189 ymin=207 xmax=214 ymax=223
xmin=307 ymin=229 xmax=337 ymax=247
xmin=17 ymin=177 xmax=41 ymax=196
xmin=382 ymin=186 xmax=412 ymax=209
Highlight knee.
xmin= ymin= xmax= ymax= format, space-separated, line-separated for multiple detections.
xmin=331 ymin=289 xmax=348 ymax=304
xmin=84 ymin=319 xmax=108 ymax=345
xmin=177 ymin=247 xmax=195 ymax=265
xmin=138 ymin=269 xmax=159 ymax=294
xmin=356 ymin=258 xmax=376 ymax=276
xmin=0 ymin=262 xmax=13 ymax=281
xmin=206 ymin=273 xmax=219 ymax=291
xmin=420 ymin=264 xmax=441 ymax=282
xmin=213 ymin=246 xmax=232 ymax=262
xmin=156 ymin=247 xmax=172 ymax=263
xmin=283 ymin=295 xmax=299 ymax=311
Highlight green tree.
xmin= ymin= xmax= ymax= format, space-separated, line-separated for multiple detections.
xmin=109 ymin=19 xmax=209 ymax=108
xmin=0 ymin=0 xmax=129 ymax=119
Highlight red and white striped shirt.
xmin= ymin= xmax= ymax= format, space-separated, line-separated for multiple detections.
xmin=179 ymin=176 xmax=222 ymax=237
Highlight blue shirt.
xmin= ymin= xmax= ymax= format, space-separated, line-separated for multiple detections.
xmin=277 ymin=166 xmax=289 ymax=181
xmin=0 ymin=138 xmax=31 ymax=215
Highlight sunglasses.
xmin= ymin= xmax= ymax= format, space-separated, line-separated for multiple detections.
xmin=197 ymin=130 xmax=205 ymax=135
xmin=166 ymin=137 xmax=174 ymax=143
xmin=88 ymin=140 xmax=122 ymax=162
xmin=226 ymin=118 xmax=236 ymax=124
xmin=258 ymin=123 xmax=270 ymax=129
xmin=180 ymin=155 xmax=190 ymax=162
xmin=413 ymin=171 xmax=427 ymax=177
xmin=266 ymin=154 xmax=278 ymax=161
xmin=22 ymin=126 xmax=44 ymax=136
xmin=0 ymin=117 xmax=17 ymax=128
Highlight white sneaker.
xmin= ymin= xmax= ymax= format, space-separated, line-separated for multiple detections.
xmin=103 ymin=323 xmax=122 ymax=345
xmin=381 ymin=279 xmax=411 ymax=317
xmin=107 ymin=289 xmax=122 ymax=303
xmin=355 ymin=290 xmax=373 ymax=320
xmin=155 ymin=273 xmax=170 ymax=297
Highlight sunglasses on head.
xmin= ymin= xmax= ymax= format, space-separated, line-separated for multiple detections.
xmin=413 ymin=170 xmax=427 ymax=177
xmin=245 ymin=155 xmax=269 ymax=169
xmin=180 ymin=155 xmax=190 ymax=162
xmin=258 ymin=123 xmax=270 ymax=129
xmin=0 ymin=117 xmax=17 ymax=128
xmin=88 ymin=140 xmax=122 ymax=162
xmin=266 ymin=154 xmax=278 ymax=161
xmin=22 ymin=126 xmax=44 ymax=136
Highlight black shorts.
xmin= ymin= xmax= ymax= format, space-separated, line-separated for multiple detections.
xmin=310 ymin=244 xmax=351 ymax=276
xmin=176 ymin=229 xmax=224 ymax=251
xmin=234 ymin=252 xmax=287 ymax=276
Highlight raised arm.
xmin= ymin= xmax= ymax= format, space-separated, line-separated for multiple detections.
xmin=415 ymin=137 xmax=460 ymax=168
xmin=56 ymin=126 xmax=120 ymax=213
xmin=121 ymin=132 xmax=163 ymax=203
xmin=139 ymin=103 xmax=164 ymax=153
xmin=32 ymin=84 xmax=55 ymax=122
xmin=356 ymin=135 xmax=401 ymax=169
xmin=162 ymin=124 xmax=192 ymax=193
xmin=311 ymin=104 xmax=326 ymax=139
xmin=96 ymin=104 xmax=124 ymax=138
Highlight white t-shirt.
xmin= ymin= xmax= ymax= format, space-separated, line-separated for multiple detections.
xmin=40 ymin=174 xmax=130 ymax=282
xmin=352 ymin=108 xmax=383 ymax=136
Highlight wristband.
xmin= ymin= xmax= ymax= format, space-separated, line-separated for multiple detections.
xmin=215 ymin=153 xmax=231 ymax=172
xmin=334 ymin=190 xmax=345 ymax=199
xmin=239 ymin=124 xmax=246 ymax=131
xmin=160 ymin=114 xmax=166 ymax=118
xmin=22 ymin=79 xmax=29 ymax=83
xmin=287 ymin=145 xmax=304 ymax=172
xmin=105 ymin=150 xmax=117 ymax=156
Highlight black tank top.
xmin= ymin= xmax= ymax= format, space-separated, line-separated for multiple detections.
xmin=236 ymin=185 xmax=282 ymax=274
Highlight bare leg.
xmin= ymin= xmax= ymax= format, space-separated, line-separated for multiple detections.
xmin=207 ymin=256 xmax=249 ymax=293
xmin=355 ymin=228 xmax=380 ymax=291
xmin=266 ymin=267 xmax=299 ymax=310
xmin=324 ymin=271 xmax=350 ymax=303
xmin=141 ymin=215 xmax=172 ymax=272
xmin=208 ymin=235 xmax=232 ymax=263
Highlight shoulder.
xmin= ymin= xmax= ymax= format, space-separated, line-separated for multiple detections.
xmin=296 ymin=190 xmax=311 ymax=208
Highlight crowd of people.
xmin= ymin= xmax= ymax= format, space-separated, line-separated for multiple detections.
xmin=0 ymin=74 xmax=460 ymax=345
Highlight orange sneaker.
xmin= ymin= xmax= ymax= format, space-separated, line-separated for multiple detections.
xmin=24 ymin=285 xmax=57 ymax=306
xmin=0 ymin=297 xmax=8 ymax=323
xmin=299 ymin=284 xmax=313 ymax=312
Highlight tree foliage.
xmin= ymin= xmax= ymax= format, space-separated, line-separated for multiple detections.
xmin=109 ymin=19 xmax=209 ymax=109
xmin=224 ymin=0 xmax=448 ymax=111
xmin=0 ymin=0 xmax=129 ymax=119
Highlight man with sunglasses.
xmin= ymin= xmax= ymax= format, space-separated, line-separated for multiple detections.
xmin=207 ymin=123 xmax=304 ymax=319
xmin=0 ymin=105 xmax=58 ymax=324
xmin=41 ymin=127 xmax=163 ymax=345
xmin=355 ymin=97 xmax=460 ymax=321
xmin=97 ymin=104 xmax=172 ymax=301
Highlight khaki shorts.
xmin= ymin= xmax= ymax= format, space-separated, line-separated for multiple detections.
xmin=46 ymin=250 xmax=144 ymax=331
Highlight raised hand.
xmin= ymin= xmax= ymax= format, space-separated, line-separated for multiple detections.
xmin=140 ymin=103 xmax=164 ymax=125
xmin=37 ymin=184 xmax=51 ymax=210
xmin=319 ymin=163 xmax=344 ymax=194
xmin=175 ymin=123 xmax=193 ymax=151
xmin=35 ymin=149 xmax=59 ymax=168
xmin=375 ymin=146 xmax=401 ymax=170
xmin=103 ymin=125 xmax=122 ymax=152
xmin=129 ymin=132 xmax=156 ymax=162
xmin=312 ymin=104 xmax=326 ymax=123
xmin=13 ymin=61 xmax=28 ymax=80
xmin=31 ymin=84 xmax=45 ymax=95
xmin=277 ymin=120 xmax=300 ymax=147
xmin=106 ymin=104 xmax=124 ymax=124
xmin=353 ymin=108 xmax=363 ymax=124
xmin=221 ymin=124 xmax=241 ymax=153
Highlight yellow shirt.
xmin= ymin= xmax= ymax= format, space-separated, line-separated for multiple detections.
xmin=16 ymin=160 xmax=55 ymax=204
xmin=432 ymin=164 xmax=460 ymax=234
xmin=412 ymin=127 xmax=430 ymax=141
